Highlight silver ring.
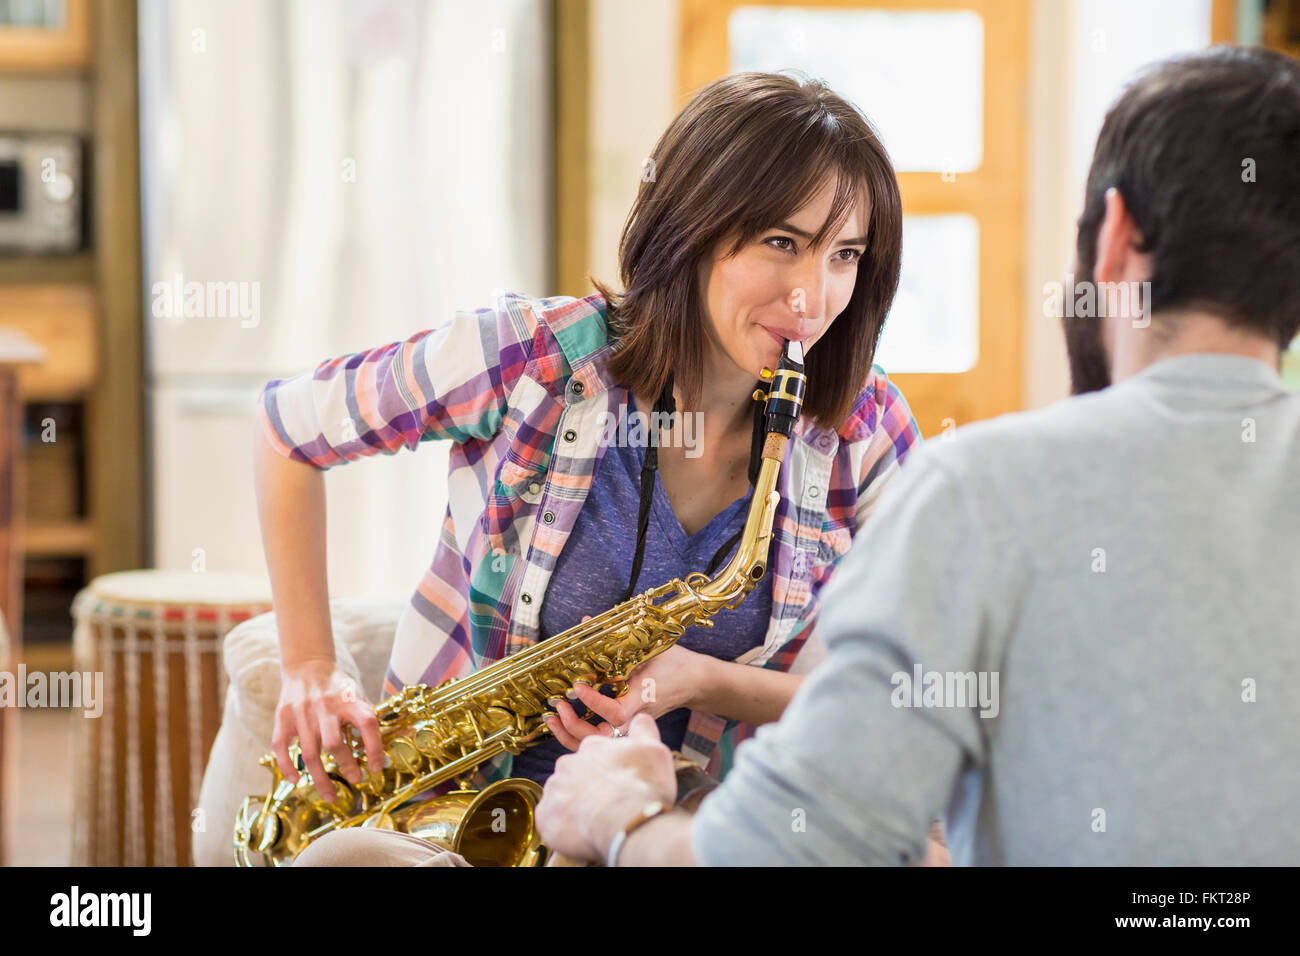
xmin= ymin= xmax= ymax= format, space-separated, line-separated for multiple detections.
xmin=611 ymin=727 xmax=624 ymax=738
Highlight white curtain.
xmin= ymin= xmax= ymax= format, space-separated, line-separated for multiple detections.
xmin=141 ymin=0 xmax=551 ymax=598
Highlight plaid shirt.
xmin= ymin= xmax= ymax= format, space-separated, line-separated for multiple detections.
xmin=258 ymin=291 xmax=922 ymax=781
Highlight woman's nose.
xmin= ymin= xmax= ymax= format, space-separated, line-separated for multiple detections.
xmin=787 ymin=267 xmax=828 ymax=327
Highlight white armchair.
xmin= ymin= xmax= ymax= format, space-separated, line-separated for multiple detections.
xmin=192 ymin=595 xmax=408 ymax=867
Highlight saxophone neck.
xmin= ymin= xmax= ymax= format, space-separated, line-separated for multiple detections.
xmin=708 ymin=339 xmax=807 ymax=589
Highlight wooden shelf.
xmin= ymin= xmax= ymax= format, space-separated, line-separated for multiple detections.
xmin=0 ymin=285 xmax=95 ymax=400
xmin=0 ymin=253 xmax=94 ymax=286
xmin=22 ymin=518 xmax=93 ymax=556
xmin=18 ymin=641 xmax=75 ymax=673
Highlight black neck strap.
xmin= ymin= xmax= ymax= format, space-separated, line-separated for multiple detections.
xmin=619 ymin=374 xmax=765 ymax=603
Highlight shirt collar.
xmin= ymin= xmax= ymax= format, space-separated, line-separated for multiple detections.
xmin=1126 ymin=352 xmax=1286 ymax=392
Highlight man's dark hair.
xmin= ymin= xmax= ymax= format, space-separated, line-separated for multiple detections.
xmin=1074 ymin=45 xmax=1300 ymax=349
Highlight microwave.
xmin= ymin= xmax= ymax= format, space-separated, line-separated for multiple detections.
xmin=0 ymin=133 xmax=84 ymax=254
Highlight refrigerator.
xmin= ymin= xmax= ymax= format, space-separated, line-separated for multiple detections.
xmin=138 ymin=0 xmax=553 ymax=598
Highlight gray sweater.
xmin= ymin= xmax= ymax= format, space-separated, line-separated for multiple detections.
xmin=691 ymin=354 xmax=1300 ymax=865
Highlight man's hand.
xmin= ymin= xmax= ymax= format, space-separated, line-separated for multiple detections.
xmin=917 ymin=820 xmax=952 ymax=866
xmin=535 ymin=713 xmax=678 ymax=862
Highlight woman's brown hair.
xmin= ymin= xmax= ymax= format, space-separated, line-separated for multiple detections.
xmin=594 ymin=70 xmax=903 ymax=432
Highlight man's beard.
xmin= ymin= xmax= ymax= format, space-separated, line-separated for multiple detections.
xmin=1061 ymin=270 xmax=1112 ymax=395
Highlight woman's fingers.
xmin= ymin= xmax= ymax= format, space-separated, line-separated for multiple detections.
xmin=553 ymin=699 xmax=593 ymax=737
xmin=544 ymin=713 xmax=584 ymax=751
xmin=319 ymin=708 xmax=361 ymax=787
xmin=571 ymin=682 xmax=627 ymax=728
xmin=270 ymin=706 xmax=298 ymax=782
xmin=547 ymin=699 xmax=600 ymax=751
xmin=290 ymin=698 xmax=337 ymax=803
xmin=545 ymin=717 xmax=583 ymax=751
xmin=294 ymin=719 xmax=337 ymax=804
xmin=348 ymin=702 xmax=385 ymax=776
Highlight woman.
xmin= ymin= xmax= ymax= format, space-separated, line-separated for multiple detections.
xmin=255 ymin=71 xmax=929 ymax=864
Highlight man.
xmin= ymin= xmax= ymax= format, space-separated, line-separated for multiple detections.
xmin=534 ymin=45 xmax=1300 ymax=866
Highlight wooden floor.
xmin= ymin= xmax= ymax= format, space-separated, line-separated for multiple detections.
xmin=6 ymin=707 xmax=74 ymax=866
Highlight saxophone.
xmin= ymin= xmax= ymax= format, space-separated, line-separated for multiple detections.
xmin=233 ymin=340 xmax=807 ymax=866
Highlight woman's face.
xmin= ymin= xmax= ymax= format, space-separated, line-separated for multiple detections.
xmin=698 ymin=173 xmax=869 ymax=378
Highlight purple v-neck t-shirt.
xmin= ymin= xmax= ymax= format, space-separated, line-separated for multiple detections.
xmin=514 ymin=392 xmax=774 ymax=783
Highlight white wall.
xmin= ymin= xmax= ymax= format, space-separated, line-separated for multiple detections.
xmin=588 ymin=0 xmax=680 ymax=292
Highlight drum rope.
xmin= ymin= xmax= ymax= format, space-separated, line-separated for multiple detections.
xmin=185 ymin=606 xmax=204 ymax=857
xmin=153 ymin=604 xmax=175 ymax=867
xmin=124 ymin=621 xmax=144 ymax=866
xmin=101 ymin=624 xmax=116 ymax=865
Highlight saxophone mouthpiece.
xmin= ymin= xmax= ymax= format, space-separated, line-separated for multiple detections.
xmin=764 ymin=337 xmax=807 ymax=438
xmin=782 ymin=337 xmax=804 ymax=367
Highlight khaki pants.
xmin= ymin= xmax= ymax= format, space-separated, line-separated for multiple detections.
xmin=293 ymin=829 xmax=472 ymax=867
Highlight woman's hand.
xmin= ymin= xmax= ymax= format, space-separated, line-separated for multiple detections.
xmin=544 ymin=616 xmax=716 ymax=751
xmin=272 ymin=657 xmax=384 ymax=803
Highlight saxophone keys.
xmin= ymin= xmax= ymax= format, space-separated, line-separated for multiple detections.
xmin=389 ymin=737 xmax=424 ymax=776
xmin=534 ymin=676 xmax=570 ymax=698
xmin=414 ymin=727 xmax=443 ymax=757
xmin=361 ymin=809 xmax=396 ymax=830
xmin=307 ymin=777 xmax=354 ymax=814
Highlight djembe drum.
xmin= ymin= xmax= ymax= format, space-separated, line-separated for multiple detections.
xmin=70 ymin=570 xmax=272 ymax=866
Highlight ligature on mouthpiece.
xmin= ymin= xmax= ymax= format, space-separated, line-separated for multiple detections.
xmin=764 ymin=338 xmax=807 ymax=438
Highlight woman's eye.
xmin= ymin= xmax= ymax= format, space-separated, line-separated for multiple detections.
xmin=836 ymin=248 xmax=864 ymax=263
xmin=764 ymin=236 xmax=796 ymax=252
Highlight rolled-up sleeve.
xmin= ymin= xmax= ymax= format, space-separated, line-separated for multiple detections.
xmin=691 ymin=449 xmax=1008 ymax=865
xmin=257 ymin=300 xmax=539 ymax=470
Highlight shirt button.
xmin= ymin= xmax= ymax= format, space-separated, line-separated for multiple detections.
xmin=528 ymin=482 xmax=541 ymax=495
xmin=520 ymin=592 xmax=532 ymax=605
xmin=819 ymin=436 xmax=833 ymax=450
xmin=808 ymin=486 xmax=821 ymax=498
xmin=542 ymin=511 xmax=555 ymax=524
xmin=571 ymin=381 xmax=584 ymax=395
xmin=563 ymin=429 xmax=577 ymax=442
